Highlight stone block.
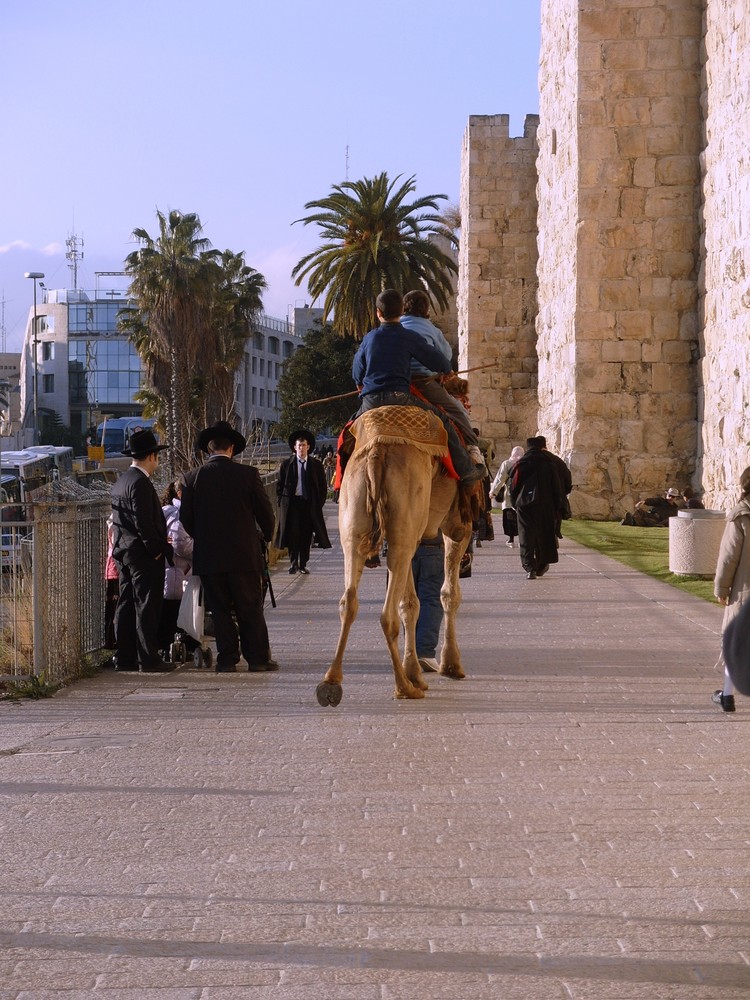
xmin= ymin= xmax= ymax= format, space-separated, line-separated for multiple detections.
xmin=616 ymin=310 xmax=653 ymax=339
xmin=663 ymin=251 xmax=696 ymax=279
xmin=616 ymin=126 xmax=648 ymax=157
xmin=600 ymin=279 xmax=641 ymax=311
xmin=648 ymin=37 xmax=686 ymax=70
xmin=601 ymin=340 xmax=643 ymax=362
xmin=656 ymin=155 xmax=700 ymax=186
xmin=633 ymin=156 xmax=657 ymax=186
xmin=645 ymin=186 xmax=695 ymax=218
xmin=642 ymin=341 xmax=662 ymax=363
xmin=651 ymin=363 xmax=673 ymax=392
xmin=646 ymin=126 xmax=685 ymax=156
xmin=613 ymin=98 xmax=652 ymax=126
xmin=602 ymin=40 xmax=648 ymax=71
xmin=622 ymin=361 xmax=653 ymax=392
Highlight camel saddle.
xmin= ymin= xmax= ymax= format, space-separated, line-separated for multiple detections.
xmin=349 ymin=406 xmax=449 ymax=461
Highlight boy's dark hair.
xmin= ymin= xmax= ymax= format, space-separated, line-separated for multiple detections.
xmin=376 ymin=288 xmax=403 ymax=321
xmin=402 ymin=289 xmax=431 ymax=318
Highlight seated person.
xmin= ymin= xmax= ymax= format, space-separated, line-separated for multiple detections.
xmin=400 ymin=289 xmax=484 ymax=466
xmin=683 ymin=487 xmax=705 ymax=509
xmin=351 ymin=288 xmax=483 ymax=486
xmin=621 ymin=488 xmax=684 ymax=527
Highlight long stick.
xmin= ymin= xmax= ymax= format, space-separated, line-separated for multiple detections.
xmin=298 ymin=361 xmax=501 ymax=409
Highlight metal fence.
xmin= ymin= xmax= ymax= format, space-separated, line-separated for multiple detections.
xmin=1 ymin=480 xmax=110 ymax=684
xmin=1 ymin=468 xmax=280 ymax=685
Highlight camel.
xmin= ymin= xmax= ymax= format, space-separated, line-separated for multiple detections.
xmin=316 ymin=405 xmax=476 ymax=706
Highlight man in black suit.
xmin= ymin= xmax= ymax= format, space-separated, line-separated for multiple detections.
xmin=276 ymin=429 xmax=331 ymax=574
xmin=110 ymin=429 xmax=174 ymax=672
xmin=180 ymin=421 xmax=278 ymax=673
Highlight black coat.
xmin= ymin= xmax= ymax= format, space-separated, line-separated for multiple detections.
xmin=111 ymin=466 xmax=173 ymax=567
xmin=276 ymin=454 xmax=331 ymax=549
xmin=180 ymin=456 xmax=275 ymax=576
xmin=509 ymin=447 xmax=566 ymax=565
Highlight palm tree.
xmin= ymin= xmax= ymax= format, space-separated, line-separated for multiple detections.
xmin=200 ymin=250 xmax=267 ymax=424
xmin=291 ymin=172 xmax=458 ymax=337
xmin=124 ymin=210 xmax=219 ymax=471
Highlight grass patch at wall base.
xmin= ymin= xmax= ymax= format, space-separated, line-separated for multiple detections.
xmin=561 ymin=519 xmax=717 ymax=603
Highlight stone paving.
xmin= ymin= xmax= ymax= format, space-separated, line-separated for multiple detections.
xmin=1 ymin=507 xmax=749 ymax=999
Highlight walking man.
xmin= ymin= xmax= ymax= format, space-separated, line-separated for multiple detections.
xmin=180 ymin=421 xmax=278 ymax=673
xmin=509 ymin=436 xmax=567 ymax=579
xmin=110 ymin=428 xmax=174 ymax=672
xmin=276 ymin=429 xmax=331 ymax=575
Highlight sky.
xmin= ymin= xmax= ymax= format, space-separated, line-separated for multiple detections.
xmin=0 ymin=0 xmax=540 ymax=353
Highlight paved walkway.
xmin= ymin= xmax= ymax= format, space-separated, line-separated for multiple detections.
xmin=1 ymin=506 xmax=749 ymax=999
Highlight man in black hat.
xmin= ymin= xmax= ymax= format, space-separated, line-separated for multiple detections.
xmin=276 ymin=429 xmax=331 ymax=575
xmin=110 ymin=428 xmax=175 ymax=672
xmin=180 ymin=420 xmax=278 ymax=672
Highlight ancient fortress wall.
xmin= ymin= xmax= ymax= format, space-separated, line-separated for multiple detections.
xmin=536 ymin=0 xmax=581 ymax=492
xmin=457 ymin=114 xmax=540 ymax=457
xmin=699 ymin=0 xmax=750 ymax=509
xmin=543 ymin=0 xmax=704 ymax=518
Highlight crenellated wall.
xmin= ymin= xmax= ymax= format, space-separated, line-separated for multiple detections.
xmin=458 ymin=114 xmax=540 ymax=456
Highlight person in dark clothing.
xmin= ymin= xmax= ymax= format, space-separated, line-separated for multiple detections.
xmin=276 ymin=429 xmax=331 ymax=575
xmin=180 ymin=420 xmax=278 ymax=673
xmin=509 ymin=436 xmax=567 ymax=579
xmin=622 ymin=488 xmax=684 ymax=526
xmin=534 ymin=435 xmax=573 ymax=537
xmin=110 ymin=428 xmax=174 ymax=672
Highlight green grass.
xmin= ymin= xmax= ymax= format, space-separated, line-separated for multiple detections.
xmin=560 ymin=518 xmax=716 ymax=603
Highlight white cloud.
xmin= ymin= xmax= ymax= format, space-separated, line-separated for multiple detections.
xmin=0 ymin=240 xmax=31 ymax=254
xmin=40 ymin=243 xmax=63 ymax=256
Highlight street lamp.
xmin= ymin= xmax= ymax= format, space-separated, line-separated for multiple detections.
xmin=24 ymin=271 xmax=45 ymax=443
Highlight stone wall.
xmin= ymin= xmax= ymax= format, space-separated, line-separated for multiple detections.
xmin=457 ymin=114 xmax=540 ymax=464
xmin=699 ymin=0 xmax=750 ymax=510
xmin=538 ymin=0 xmax=704 ymax=518
xmin=536 ymin=0 xmax=580 ymax=489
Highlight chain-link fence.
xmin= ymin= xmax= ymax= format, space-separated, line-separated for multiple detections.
xmin=1 ymin=479 xmax=111 ymax=684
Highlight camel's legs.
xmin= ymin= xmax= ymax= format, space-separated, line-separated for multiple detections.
xmin=401 ymin=568 xmax=428 ymax=690
xmin=438 ymin=527 xmax=472 ymax=679
xmin=382 ymin=545 xmax=424 ymax=699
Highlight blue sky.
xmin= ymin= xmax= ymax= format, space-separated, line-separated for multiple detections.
xmin=0 ymin=0 xmax=540 ymax=351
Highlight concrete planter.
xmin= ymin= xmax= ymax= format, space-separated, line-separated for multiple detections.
xmin=668 ymin=509 xmax=726 ymax=577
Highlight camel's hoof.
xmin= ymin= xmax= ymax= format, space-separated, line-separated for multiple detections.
xmin=395 ymin=685 xmax=426 ymax=700
xmin=439 ymin=665 xmax=466 ymax=680
xmin=316 ymin=681 xmax=343 ymax=707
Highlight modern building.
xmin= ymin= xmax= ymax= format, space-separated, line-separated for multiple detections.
xmin=0 ymin=353 xmax=22 ymax=435
xmin=233 ymin=311 xmax=308 ymax=438
xmin=20 ymin=282 xmax=306 ymax=448
xmin=19 ymin=285 xmax=144 ymax=446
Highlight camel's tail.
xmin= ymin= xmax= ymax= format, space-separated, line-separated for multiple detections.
xmin=358 ymin=444 xmax=387 ymax=560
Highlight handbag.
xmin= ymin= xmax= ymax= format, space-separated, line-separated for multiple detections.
xmin=176 ymin=575 xmax=204 ymax=640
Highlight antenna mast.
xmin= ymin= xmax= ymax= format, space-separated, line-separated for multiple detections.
xmin=66 ymin=234 xmax=85 ymax=289
xmin=0 ymin=292 xmax=6 ymax=352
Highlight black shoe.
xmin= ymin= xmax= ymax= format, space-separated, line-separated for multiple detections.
xmin=248 ymin=660 xmax=280 ymax=672
xmin=537 ymin=564 xmax=550 ymax=577
xmin=365 ymin=555 xmax=381 ymax=568
xmin=712 ymin=690 xmax=736 ymax=713
xmin=299 ymin=567 xmax=309 ymax=574
xmin=621 ymin=512 xmax=635 ymax=526
xmin=216 ymin=664 xmax=237 ymax=673
xmin=141 ymin=659 xmax=176 ymax=673
xmin=526 ymin=571 xmax=537 ymax=580
xmin=289 ymin=565 xmax=298 ymax=575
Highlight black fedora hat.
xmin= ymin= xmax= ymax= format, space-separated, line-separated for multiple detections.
xmin=122 ymin=429 xmax=167 ymax=458
xmin=288 ymin=428 xmax=315 ymax=451
xmin=197 ymin=420 xmax=246 ymax=455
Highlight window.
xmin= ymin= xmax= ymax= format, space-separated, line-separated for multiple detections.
xmin=42 ymin=342 xmax=55 ymax=361
xmin=260 ymin=358 xmax=265 ymax=376
xmin=283 ymin=341 xmax=294 ymax=359
xmin=260 ymin=389 xmax=265 ymax=407
xmin=252 ymin=356 xmax=258 ymax=375
xmin=253 ymin=332 xmax=264 ymax=351
xmin=42 ymin=374 xmax=54 ymax=393
xmin=268 ymin=336 xmax=280 ymax=355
